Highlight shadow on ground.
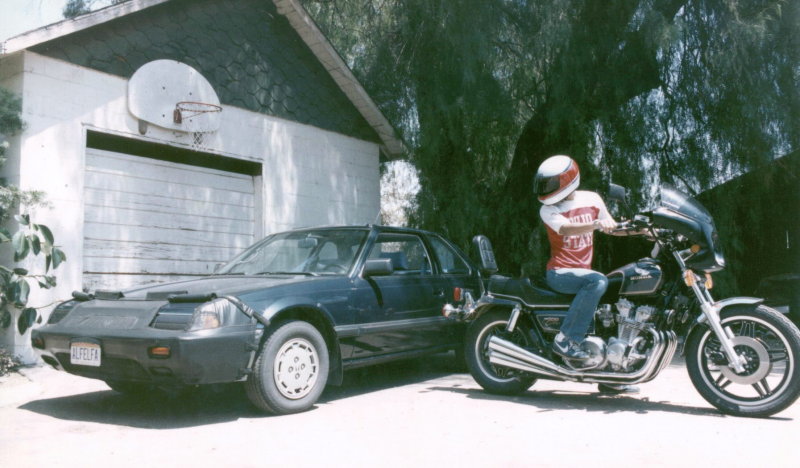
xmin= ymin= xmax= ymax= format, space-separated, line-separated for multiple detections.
xmin=21 ymin=352 xmax=776 ymax=428
xmin=426 ymin=384 xmax=725 ymax=418
xmin=18 ymin=352 xmax=462 ymax=429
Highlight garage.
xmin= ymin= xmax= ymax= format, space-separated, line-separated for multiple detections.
xmin=82 ymin=146 xmax=259 ymax=291
xmin=1 ymin=0 xmax=397 ymax=362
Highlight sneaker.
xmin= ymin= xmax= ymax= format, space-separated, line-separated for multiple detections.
xmin=552 ymin=334 xmax=589 ymax=360
xmin=598 ymin=383 xmax=640 ymax=394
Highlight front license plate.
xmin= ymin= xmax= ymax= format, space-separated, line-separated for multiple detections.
xmin=70 ymin=341 xmax=101 ymax=367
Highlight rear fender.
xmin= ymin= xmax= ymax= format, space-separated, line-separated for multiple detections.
xmin=468 ymin=296 xmax=524 ymax=322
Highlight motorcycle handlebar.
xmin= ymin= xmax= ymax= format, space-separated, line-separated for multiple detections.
xmin=612 ymin=220 xmax=660 ymax=239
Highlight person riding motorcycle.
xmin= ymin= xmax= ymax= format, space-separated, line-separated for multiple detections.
xmin=534 ymin=155 xmax=637 ymax=393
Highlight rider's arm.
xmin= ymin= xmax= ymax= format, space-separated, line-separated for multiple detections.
xmin=557 ymin=192 xmax=616 ymax=235
xmin=558 ymin=218 xmax=616 ymax=236
xmin=541 ymin=191 xmax=618 ymax=235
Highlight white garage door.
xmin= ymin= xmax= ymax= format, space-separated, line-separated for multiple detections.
xmin=83 ymin=148 xmax=256 ymax=291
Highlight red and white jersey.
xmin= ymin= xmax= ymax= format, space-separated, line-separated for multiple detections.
xmin=539 ymin=190 xmax=612 ymax=270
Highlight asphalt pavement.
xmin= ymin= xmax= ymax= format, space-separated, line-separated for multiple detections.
xmin=1 ymin=353 xmax=797 ymax=467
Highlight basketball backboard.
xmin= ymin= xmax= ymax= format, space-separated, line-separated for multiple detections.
xmin=128 ymin=60 xmax=222 ymax=133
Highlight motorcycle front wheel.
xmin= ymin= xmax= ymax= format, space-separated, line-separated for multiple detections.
xmin=465 ymin=309 xmax=537 ymax=395
xmin=686 ymin=304 xmax=800 ymax=417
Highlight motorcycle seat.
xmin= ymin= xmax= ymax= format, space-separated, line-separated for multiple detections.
xmin=487 ymin=275 xmax=574 ymax=305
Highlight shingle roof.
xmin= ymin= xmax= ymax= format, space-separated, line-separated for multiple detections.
xmin=1 ymin=0 xmax=404 ymax=158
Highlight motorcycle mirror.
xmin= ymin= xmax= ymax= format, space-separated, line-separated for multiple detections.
xmin=607 ymin=183 xmax=634 ymax=220
xmin=607 ymin=183 xmax=628 ymax=203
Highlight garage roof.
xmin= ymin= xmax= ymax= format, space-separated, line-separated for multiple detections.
xmin=1 ymin=0 xmax=404 ymax=158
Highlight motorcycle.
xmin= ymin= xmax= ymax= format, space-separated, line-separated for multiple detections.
xmin=443 ymin=184 xmax=800 ymax=417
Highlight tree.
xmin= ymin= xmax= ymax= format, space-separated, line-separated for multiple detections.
xmin=0 ymin=87 xmax=66 ymax=337
xmin=380 ymin=161 xmax=420 ymax=227
xmin=303 ymin=0 xmax=799 ymax=288
xmin=63 ymin=0 xmax=128 ymax=19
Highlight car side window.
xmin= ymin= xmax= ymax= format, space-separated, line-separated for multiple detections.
xmin=368 ymin=233 xmax=432 ymax=275
xmin=429 ymin=236 xmax=470 ymax=275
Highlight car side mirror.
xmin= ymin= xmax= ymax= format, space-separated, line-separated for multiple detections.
xmin=362 ymin=258 xmax=393 ymax=277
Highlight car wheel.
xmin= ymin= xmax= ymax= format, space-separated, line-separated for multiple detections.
xmin=244 ymin=321 xmax=330 ymax=415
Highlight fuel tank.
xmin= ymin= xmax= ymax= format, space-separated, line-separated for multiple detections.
xmin=607 ymin=258 xmax=663 ymax=297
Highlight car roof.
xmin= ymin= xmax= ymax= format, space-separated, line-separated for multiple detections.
xmin=271 ymin=224 xmax=443 ymax=238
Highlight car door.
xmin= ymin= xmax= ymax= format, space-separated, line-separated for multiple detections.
xmin=350 ymin=231 xmax=442 ymax=358
xmin=425 ymin=234 xmax=481 ymax=339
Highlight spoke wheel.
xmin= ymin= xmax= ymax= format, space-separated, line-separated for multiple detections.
xmin=686 ymin=305 xmax=800 ymax=417
xmin=465 ymin=310 xmax=537 ymax=395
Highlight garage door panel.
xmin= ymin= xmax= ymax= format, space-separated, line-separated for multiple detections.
xmin=84 ymin=148 xmax=257 ymax=290
xmin=84 ymin=257 xmax=221 ymax=276
xmin=84 ymin=239 xmax=240 ymax=264
xmin=86 ymin=150 xmax=255 ymax=193
xmin=84 ymin=205 xmax=253 ymax=235
xmin=84 ymin=274 xmax=203 ymax=292
xmin=84 ymin=222 xmax=254 ymax=249
xmin=85 ymin=171 xmax=255 ymax=206
xmin=85 ymin=188 xmax=253 ymax=220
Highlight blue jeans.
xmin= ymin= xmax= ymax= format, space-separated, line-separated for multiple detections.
xmin=546 ymin=268 xmax=608 ymax=343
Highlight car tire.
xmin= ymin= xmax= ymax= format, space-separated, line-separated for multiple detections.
xmin=244 ymin=321 xmax=330 ymax=415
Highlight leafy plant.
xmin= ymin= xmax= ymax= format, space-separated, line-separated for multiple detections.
xmin=1 ymin=87 xmax=65 ymax=336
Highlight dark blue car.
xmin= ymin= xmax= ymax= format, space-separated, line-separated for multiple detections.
xmin=32 ymin=225 xmax=481 ymax=414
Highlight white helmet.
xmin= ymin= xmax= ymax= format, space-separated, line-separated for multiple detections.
xmin=533 ymin=155 xmax=580 ymax=205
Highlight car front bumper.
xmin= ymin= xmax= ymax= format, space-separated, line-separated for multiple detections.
xmin=32 ymin=324 xmax=259 ymax=386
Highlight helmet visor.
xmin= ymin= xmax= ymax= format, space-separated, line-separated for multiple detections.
xmin=534 ymin=174 xmax=562 ymax=197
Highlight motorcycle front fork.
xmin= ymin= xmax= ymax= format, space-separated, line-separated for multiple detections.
xmin=674 ymin=251 xmax=747 ymax=373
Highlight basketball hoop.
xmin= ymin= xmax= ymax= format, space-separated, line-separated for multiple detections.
xmin=173 ymin=101 xmax=222 ymax=124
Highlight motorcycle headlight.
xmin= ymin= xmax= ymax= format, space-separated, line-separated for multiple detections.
xmin=188 ymin=298 xmax=238 ymax=331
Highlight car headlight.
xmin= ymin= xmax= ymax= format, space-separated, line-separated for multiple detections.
xmin=188 ymin=298 xmax=238 ymax=331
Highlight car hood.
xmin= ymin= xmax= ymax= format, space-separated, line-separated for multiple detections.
xmin=121 ymin=275 xmax=328 ymax=300
xmin=48 ymin=275 xmax=344 ymax=332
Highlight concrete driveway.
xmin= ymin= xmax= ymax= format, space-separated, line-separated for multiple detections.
xmin=1 ymin=353 xmax=796 ymax=467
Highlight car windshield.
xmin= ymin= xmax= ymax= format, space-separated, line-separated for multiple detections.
xmin=217 ymin=229 xmax=368 ymax=276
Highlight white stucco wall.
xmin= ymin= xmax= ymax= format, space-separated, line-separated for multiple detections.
xmin=0 ymin=51 xmax=380 ymax=363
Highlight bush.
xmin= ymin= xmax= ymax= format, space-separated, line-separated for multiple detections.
xmin=0 ymin=348 xmax=21 ymax=376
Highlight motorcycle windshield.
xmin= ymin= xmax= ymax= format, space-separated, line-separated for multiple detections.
xmin=657 ymin=184 xmax=725 ymax=271
xmin=659 ymin=185 xmax=713 ymax=225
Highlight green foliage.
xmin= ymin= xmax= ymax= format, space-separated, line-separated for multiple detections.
xmin=305 ymin=0 xmax=799 ymax=289
xmin=63 ymin=0 xmax=129 ymax=19
xmin=0 ymin=87 xmax=65 ymax=335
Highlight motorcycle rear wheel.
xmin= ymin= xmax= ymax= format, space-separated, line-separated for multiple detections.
xmin=465 ymin=309 xmax=537 ymax=395
xmin=685 ymin=304 xmax=800 ymax=417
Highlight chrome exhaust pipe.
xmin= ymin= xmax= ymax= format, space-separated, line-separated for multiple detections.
xmin=487 ymin=336 xmax=588 ymax=379
xmin=487 ymin=329 xmax=677 ymax=385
